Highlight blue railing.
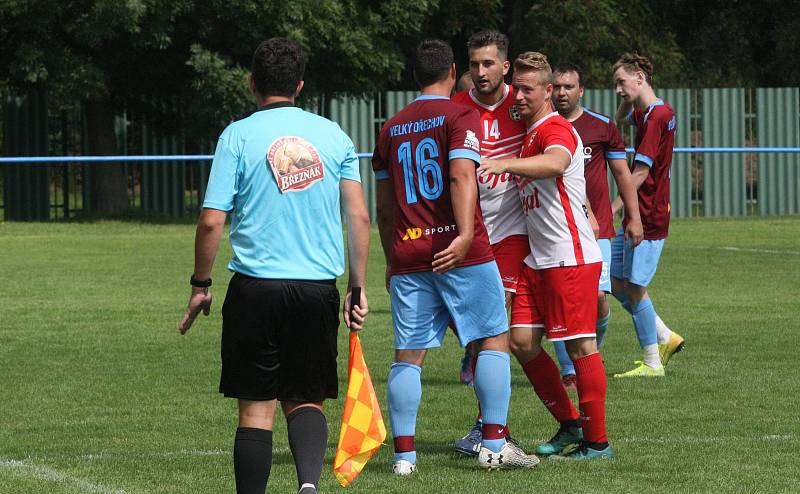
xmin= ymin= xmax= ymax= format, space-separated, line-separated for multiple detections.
xmin=1 ymin=148 xmax=800 ymax=164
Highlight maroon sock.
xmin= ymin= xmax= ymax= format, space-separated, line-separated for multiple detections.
xmin=393 ymin=435 xmax=415 ymax=453
xmin=522 ymin=351 xmax=579 ymax=423
xmin=574 ymin=352 xmax=608 ymax=444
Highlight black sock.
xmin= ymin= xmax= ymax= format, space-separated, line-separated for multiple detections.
xmin=585 ymin=440 xmax=610 ymax=450
xmin=286 ymin=407 xmax=328 ymax=489
xmin=234 ymin=427 xmax=273 ymax=494
xmin=560 ymin=419 xmax=581 ymax=430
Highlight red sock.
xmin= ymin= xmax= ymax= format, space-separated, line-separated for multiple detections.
xmin=522 ymin=351 xmax=579 ymax=423
xmin=393 ymin=436 xmax=415 ymax=453
xmin=574 ymin=352 xmax=608 ymax=444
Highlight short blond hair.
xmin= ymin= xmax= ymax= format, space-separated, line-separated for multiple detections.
xmin=513 ymin=51 xmax=552 ymax=85
xmin=613 ymin=53 xmax=653 ymax=85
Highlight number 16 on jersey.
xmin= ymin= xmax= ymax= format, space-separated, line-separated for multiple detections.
xmin=398 ymin=138 xmax=444 ymax=204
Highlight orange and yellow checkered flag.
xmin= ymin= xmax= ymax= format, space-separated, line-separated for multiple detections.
xmin=333 ymin=331 xmax=387 ymax=487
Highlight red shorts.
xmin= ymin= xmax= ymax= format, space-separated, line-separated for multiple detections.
xmin=510 ymin=262 xmax=602 ymax=341
xmin=491 ymin=234 xmax=530 ymax=292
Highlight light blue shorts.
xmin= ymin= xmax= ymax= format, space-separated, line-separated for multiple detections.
xmin=598 ymin=238 xmax=612 ymax=293
xmin=610 ymin=227 xmax=665 ymax=287
xmin=389 ymin=261 xmax=508 ymax=350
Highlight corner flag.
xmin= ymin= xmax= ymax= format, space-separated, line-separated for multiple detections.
xmin=333 ymin=331 xmax=386 ymax=487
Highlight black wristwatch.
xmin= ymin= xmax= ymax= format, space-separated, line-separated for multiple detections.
xmin=190 ymin=275 xmax=212 ymax=288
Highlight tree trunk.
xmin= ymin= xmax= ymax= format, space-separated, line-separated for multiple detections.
xmin=86 ymin=96 xmax=129 ymax=212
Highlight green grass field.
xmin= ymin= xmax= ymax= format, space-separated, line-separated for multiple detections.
xmin=2 ymin=216 xmax=799 ymax=493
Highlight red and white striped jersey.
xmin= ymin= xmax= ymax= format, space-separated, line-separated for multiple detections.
xmin=517 ymin=112 xmax=601 ymax=269
xmin=453 ymin=85 xmax=527 ymax=244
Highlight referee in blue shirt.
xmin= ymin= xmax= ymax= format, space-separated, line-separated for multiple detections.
xmin=178 ymin=38 xmax=370 ymax=494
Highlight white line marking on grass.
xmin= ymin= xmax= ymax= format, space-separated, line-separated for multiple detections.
xmin=718 ymin=246 xmax=800 ymax=255
xmin=618 ymin=434 xmax=795 ymax=444
xmin=75 ymin=447 xmax=303 ymax=463
xmin=78 ymin=449 xmax=232 ymax=461
xmin=0 ymin=458 xmax=127 ymax=493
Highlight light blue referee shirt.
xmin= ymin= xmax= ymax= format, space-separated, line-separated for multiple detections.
xmin=203 ymin=102 xmax=361 ymax=280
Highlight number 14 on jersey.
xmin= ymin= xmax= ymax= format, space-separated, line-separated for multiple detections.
xmin=484 ymin=119 xmax=500 ymax=140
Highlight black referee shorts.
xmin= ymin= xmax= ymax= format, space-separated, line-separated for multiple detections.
xmin=219 ymin=273 xmax=340 ymax=402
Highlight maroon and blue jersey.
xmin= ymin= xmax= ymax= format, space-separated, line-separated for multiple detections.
xmin=372 ymin=95 xmax=494 ymax=275
xmin=626 ymin=100 xmax=676 ymax=240
xmin=571 ymin=108 xmax=627 ymax=239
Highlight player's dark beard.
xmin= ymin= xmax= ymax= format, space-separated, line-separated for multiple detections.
xmin=556 ymin=99 xmax=577 ymax=116
xmin=475 ymin=78 xmax=502 ymax=96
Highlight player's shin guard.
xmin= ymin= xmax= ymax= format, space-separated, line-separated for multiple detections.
xmin=553 ymin=340 xmax=575 ymax=376
xmin=234 ymin=427 xmax=273 ymax=494
xmin=388 ymin=362 xmax=422 ymax=463
xmin=522 ymin=351 xmax=580 ymax=424
xmin=574 ymin=352 xmax=608 ymax=445
xmin=631 ymin=299 xmax=658 ymax=348
xmin=474 ymin=350 xmax=511 ymax=453
xmin=286 ymin=407 xmax=327 ymax=490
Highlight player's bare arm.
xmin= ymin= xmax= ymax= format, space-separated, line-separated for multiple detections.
xmin=376 ymin=179 xmax=395 ymax=291
xmin=585 ymin=196 xmax=600 ymax=239
xmin=478 ymin=147 xmax=570 ymax=180
xmin=608 ymin=158 xmax=643 ymax=245
xmin=432 ymin=157 xmax=476 ymax=274
xmin=629 ymin=162 xmax=651 ymax=190
xmin=615 ymin=99 xmax=633 ymax=126
xmin=179 ymin=207 xmax=227 ymax=334
xmin=612 ymin=162 xmax=650 ymax=202
xmin=341 ymin=178 xmax=371 ymax=330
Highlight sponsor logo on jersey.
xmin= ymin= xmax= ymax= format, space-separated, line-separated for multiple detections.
xmin=402 ymin=228 xmax=423 ymax=241
xmin=401 ymin=224 xmax=458 ymax=240
xmin=667 ymin=115 xmax=676 ymax=131
xmin=464 ymin=130 xmax=480 ymax=152
xmin=477 ymin=170 xmax=513 ymax=190
xmin=528 ymin=131 xmax=538 ymax=146
xmin=583 ymin=146 xmax=592 ymax=162
xmin=266 ymin=136 xmax=325 ymax=193
xmin=425 ymin=224 xmax=457 ymax=236
xmin=509 ymin=105 xmax=522 ymax=121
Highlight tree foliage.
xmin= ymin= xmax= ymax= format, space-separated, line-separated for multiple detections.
xmin=1 ymin=0 xmax=799 ymax=159
xmin=0 ymin=0 xmax=443 ymax=138
xmin=501 ymin=0 xmax=684 ymax=87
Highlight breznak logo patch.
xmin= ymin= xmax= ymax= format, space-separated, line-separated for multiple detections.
xmin=266 ymin=136 xmax=325 ymax=193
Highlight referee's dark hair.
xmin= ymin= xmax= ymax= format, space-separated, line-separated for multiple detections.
xmin=552 ymin=63 xmax=585 ymax=88
xmin=413 ymin=39 xmax=454 ymax=88
xmin=251 ymin=38 xmax=305 ymax=98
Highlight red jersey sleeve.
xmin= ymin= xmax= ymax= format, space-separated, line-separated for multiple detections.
xmin=372 ymin=123 xmax=390 ymax=180
xmin=540 ymin=123 xmax=578 ymax=157
xmin=605 ymin=120 xmax=627 ymax=161
xmin=634 ymin=107 xmax=672 ymax=168
xmin=447 ymin=107 xmax=482 ymax=164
